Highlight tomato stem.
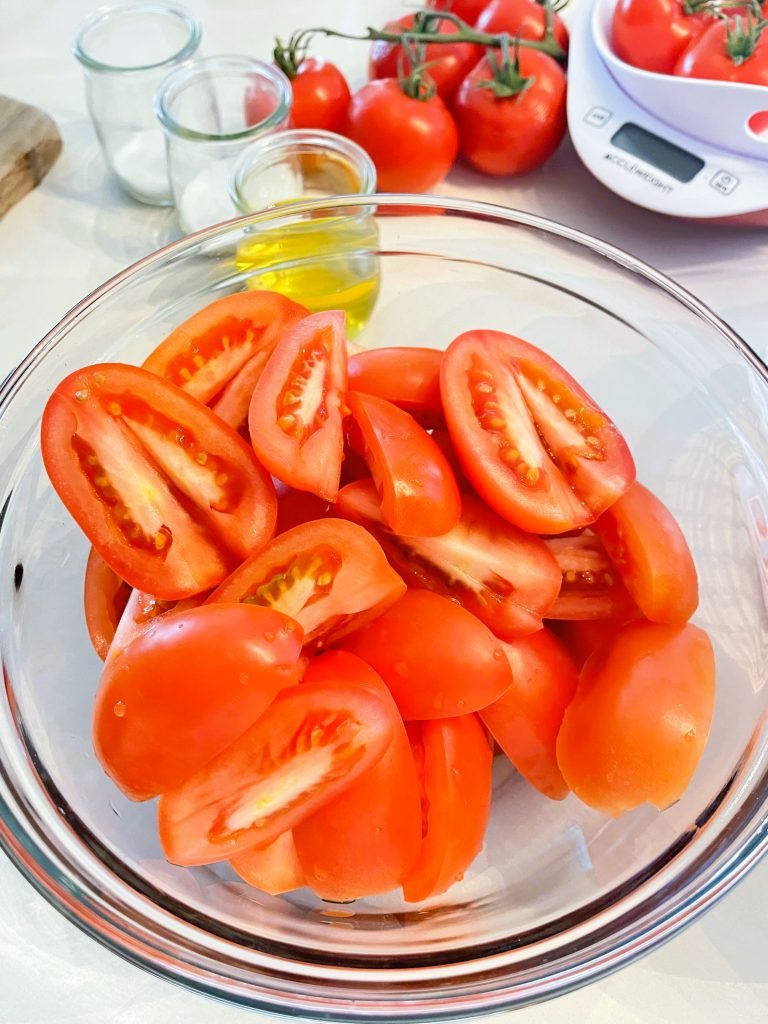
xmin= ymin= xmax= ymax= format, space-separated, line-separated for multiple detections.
xmin=295 ymin=7 xmax=568 ymax=66
xmin=724 ymin=12 xmax=767 ymax=65
xmin=475 ymin=35 xmax=535 ymax=98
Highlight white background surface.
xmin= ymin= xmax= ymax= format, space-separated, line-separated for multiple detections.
xmin=0 ymin=1 xmax=767 ymax=1022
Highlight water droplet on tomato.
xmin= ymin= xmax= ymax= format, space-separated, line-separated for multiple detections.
xmin=113 ymin=700 xmax=126 ymax=718
xmin=493 ymin=648 xmax=504 ymax=660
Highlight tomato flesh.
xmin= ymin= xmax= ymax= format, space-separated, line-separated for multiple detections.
xmin=93 ymin=604 xmax=304 ymax=800
xmin=441 ymin=331 xmax=636 ymax=534
xmin=249 ymin=311 xmax=348 ymax=501
xmin=143 ymin=291 xmax=307 ymax=408
xmin=207 ymin=518 xmax=406 ymax=646
xmin=480 ymin=628 xmax=578 ymax=800
xmin=545 ymin=529 xmax=638 ymax=620
xmin=592 ymin=481 xmax=698 ymax=625
xmin=158 ymin=679 xmax=396 ymax=865
xmin=402 ymin=715 xmax=493 ymax=902
xmin=340 ymin=590 xmax=513 ymax=720
xmin=83 ymin=548 xmax=132 ymax=660
xmin=293 ymin=652 xmax=421 ymax=900
xmin=42 ymin=364 xmax=277 ymax=599
xmin=230 ymin=830 xmax=305 ymax=895
xmin=347 ymin=391 xmax=461 ymax=537
xmin=556 ymin=621 xmax=716 ymax=815
xmin=337 ymin=480 xmax=560 ymax=636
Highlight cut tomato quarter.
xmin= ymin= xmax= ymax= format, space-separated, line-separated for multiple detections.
xmin=544 ymin=529 xmax=638 ymax=621
xmin=83 ymin=548 xmax=132 ymax=661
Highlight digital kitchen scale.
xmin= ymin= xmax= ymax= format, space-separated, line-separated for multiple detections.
xmin=568 ymin=0 xmax=768 ymax=225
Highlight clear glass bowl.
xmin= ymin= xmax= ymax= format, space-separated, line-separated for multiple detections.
xmin=0 ymin=195 xmax=766 ymax=1020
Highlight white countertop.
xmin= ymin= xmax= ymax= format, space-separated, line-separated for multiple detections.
xmin=1 ymin=1 xmax=766 ymax=1021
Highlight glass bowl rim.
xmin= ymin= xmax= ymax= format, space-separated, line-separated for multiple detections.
xmin=1 ymin=192 xmax=767 ymax=1018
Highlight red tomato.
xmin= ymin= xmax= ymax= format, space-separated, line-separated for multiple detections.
xmin=345 ymin=80 xmax=459 ymax=193
xmin=230 ymin=831 xmax=305 ymax=895
xmin=106 ymin=587 xmax=205 ymax=662
xmin=402 ymin=714 xmax=493 ymax=902
xmin=93 ymin=604 xmax=304 ymax=800
xmin=453 ymin=51 xmax=567 ymax=176
xmin=143 ymin=291 xmax=307 ymax=412
xmin=276 ymin=488 xmax=333 ymax=534
xmin=426 ymin=0 xmax=489 ymax=23
xmin=552 ymin=617 xmax=634 ymax=668
xmin=83 ymin=548 xmax=131 ymax=660
xmin=480 ymin=628 xmax=578 ymax=800
xmin=285 ymin=59 xmax=351 ymax=133
xmin=158 ymin=678 xmax=397 ymax=866
xmin=348 ymin=346 xmax=444 ymax=427
xmin=209 ymin=345 xmax=271 ymax=438
xmin=340 ymin=589 xmax=513 ymax=719
xmin=556 ymin=621 xmax=716 ymax=815
xmin=347 ymin=392 xmax=461 ymax=536
xmin=41 ymin=364 xmax=278 ymax=600
xmin=592 ymin=482 xmax=698 ymax=625
xmin=612 ymin=0 xmax=713 ymax=74
xmin=368 ymin=14 xmax=482 ymax=104
xmin=248 ymin=311 xmax=347 ymax=502
xmin=440 ymin=331 xmax=636 ymax=534
xmin=293 ymin=652 xmax=421 ymax=900
xmin=544 ymin=530 xmax=638 ymax=620
xmin=337 ymin=480 xmax=561 ymax=636
xmin=207 ymin=518 xmax=406 ymax=647
xmin=674 ymin=16 xmax=768 ymax=85
xmin=475 ymin=0 xmax=569 ymax=53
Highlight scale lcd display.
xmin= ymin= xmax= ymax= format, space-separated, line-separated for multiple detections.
xmin=610 ymin=122 xmax=705 ymax=183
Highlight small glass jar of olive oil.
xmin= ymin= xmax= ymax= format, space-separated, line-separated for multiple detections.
xmin=229 ymin=130 xmax=380 ymax=337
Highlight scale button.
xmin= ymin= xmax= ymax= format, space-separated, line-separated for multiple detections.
xmin=710 ymin=170 xmax=740 ymax=195
xmin=584 ymin=106 xmax=612 ymax=128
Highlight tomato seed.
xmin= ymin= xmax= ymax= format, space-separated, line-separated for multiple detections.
xmin=108 ymin=402 xmax=122 ymax=416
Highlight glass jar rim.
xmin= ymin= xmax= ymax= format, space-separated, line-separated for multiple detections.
xmin=72 ymin=1 xmax=201 ymax=74
xmin=229 ymin=129 xmax=378 ymax=214
xmin=154 ymin=54 xmax=292 ymax=144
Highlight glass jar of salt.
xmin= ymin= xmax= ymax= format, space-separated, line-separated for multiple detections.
xmin=73 ymin=2 xmax=201 ymax=205
xmin=154 ymin=55 xmax=291 ymax=235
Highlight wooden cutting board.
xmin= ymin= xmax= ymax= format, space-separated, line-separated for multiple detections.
xmin=0 ymin=96 xmax=62 ymax=218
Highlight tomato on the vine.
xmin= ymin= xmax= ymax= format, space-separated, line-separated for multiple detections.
xmin=674 ymin=15 xmax=768 ymax=84
xmin=427 ymin=0 xmax=490 ymax=23
xmin=557 ymin=621 xmax=716 ymax=816
xmin=475 ymin=0 xmax=569 ymax=53
xmin=612 ymin=0 xmax=714 ymax=74
xmin=454 ymin=50 xmax=567 ymax=176
xmin=285 ymin=58 xmax=352 ymax=133
xmin=369 ymin=13 xmax=482 ymax=105
xmin=345 ymin=79 xmax=459 ymax=193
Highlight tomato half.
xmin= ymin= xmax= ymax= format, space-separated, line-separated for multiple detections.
xmin=592 ymin=482 xmax=698 ymax=625
xmin=348 ymin=347 xmax=444 ymax=427
xmin=42 ymin=364 xmax=278 ymax=599
xmin=293 ymin=652 xmax=421 ymax=900
xmin=207 ymin=518 xmax=406 ymax=647
xmin=556 ymin=621 xmax=716 ymax=816
xmin=441 ymin=331 xmax=636 ymax=534
xmin=83 ymin=548 xmax=132 ymax=660
xmin=544 ymin=530 xmax=638 ymax=620
xmin=337 ymin=480 xmax=561 ymax=636
xmin=347 ymin=392 xmax=461 ymax=537
xmin=480 ymin=628 xmax=578 ymax=800
xmin=611 ymin=0 xmax=712 ymax=74
xmin=340 ymin=590 xmax=513 ymax=719
xmin=230 ymin=830 xmax=305 ymax=895
xmin=93 ymin=604 xmax=304 ymax=800
xmin=368 ymin=13 xmax=482 ymax=105
xmin=143 ymin=291 xmax=307 ymax=410
xmin=402 ymin=714 xmax=493 ymax=903
xmin=248 ymin=311 xmax=348 ymax=501
xmin=158 ymin=678 xmax=396 ymax=865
